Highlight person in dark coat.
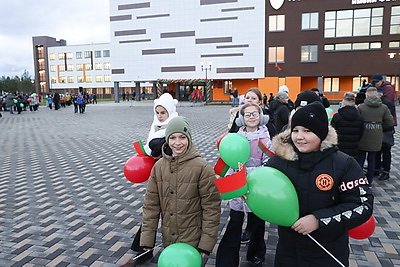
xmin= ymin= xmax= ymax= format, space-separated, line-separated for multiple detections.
xmin=311 ymin=88 xmax=330 ymax=108
xmin=53 ymin=92 xmax=60 ymax=110
xmin=331 ymin=93 xmax=364 ymax=159
xmin=272 ymin=92 xmax=291 ymax=133
xmin=266 ymin=102 xmax=374 ymax=267
xmin=375 ymin=88 xmax=396 ymax=180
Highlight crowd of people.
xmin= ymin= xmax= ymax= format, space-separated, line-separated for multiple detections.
xmin=130 ymin=73 xmax=395 ymax=266
xmin=0 ymin=91 xmax=98 ymax=116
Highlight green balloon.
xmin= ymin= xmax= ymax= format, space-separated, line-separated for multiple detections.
xmin=20 ymin=103 xmax=24 ymax=108
xmin=158 ymin=243 xmax=202 ymax=267
xmin=219 ymin=133 xmax=250 ymax=169
xmin=246 ymin=167 xmax=299 ymax=227
xmin=13 ymin=99 xmax=17 ymax=103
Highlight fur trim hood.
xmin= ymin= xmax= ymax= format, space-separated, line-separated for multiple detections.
xmin=271 ymin=126 xmax=338 ymax=161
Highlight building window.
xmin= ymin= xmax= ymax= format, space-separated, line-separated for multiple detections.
xmin=301 ymin=45 xmax=318 ymax=62
xmin=77 ymin=64 xmax=83 ymax=71
xmin=96 ymin=75 xmax=103 ymax=82
xmin=104 ymin=62 xmax=111 ymax=70
xmin=51 ymin=77 xmax=57 ymax=84
xmin=66 ymin=52 xmax=73 ymax=59
xmin=302 ymin=12 xmax=319 ymax=30
xmin=59 ymin=76 xmax=66 ymax=83
xmin=84 ymin=51 xmax=92 ymax=58
xmin=323 ymin=77 xmax=340 ymax=93
xmin=95 ymin=63 xmax=102 ymax=70
xmin=50 ymin=65 xmax=56 ymax=72
xmin=67 ymin=64 xmax=74 ymax=71
xmin=104 ymin=75 xmax=112 ymax=82
xmin=389 ymin=41 xmax=400 ymax=48
xmin=324 ymin=42 xmax=381 ymax=51
xmin=76 ymin=52 xmax=82 ymax=59
xmin=49 ymin=53 xmax=55 ymax=60
xmin=58 ymin=53 xmax=65 ymax=60
xmin=95 ymin=50 xmax=102 ymax=58
xmin=78 ymin=76 xmax=84 ymax=83
xmin=325 ymin=7 xmax=383 ymax=38
xmin=224 ymin=80 xmax=232 ymax=95
xmin=103 ymin=50 xmax=110 ymax=57
xmin=268 ymin=46 xmax=284 ymax=63
xmin=68 ymin=76 xmax=74 ymax=83
xmin=353 ymin=76 xmax=368 ymax=91
xmin=391 ymin=6 xmax=400 ymax=34
xmin=58 ymin=65 xmax=65 ymax=72
xmin=86 ymin=76 xmax=93 ymax=83
xmin=269 ymin=15 xmax=285 ymax=32
xmin=85 ymin=64 xmax=92 ymax=70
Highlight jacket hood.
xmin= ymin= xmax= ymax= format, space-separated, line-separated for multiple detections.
xmin=338 ymin=105 xmax=359 ymax=121
xmin=271 ymin=126 xmax=337 ymax=161
xmin=364 ymin=96 xmax=382 ymax=107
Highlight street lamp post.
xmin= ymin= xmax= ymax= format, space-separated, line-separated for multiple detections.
xmin=200 ymin=61 xmax=212 ymax=79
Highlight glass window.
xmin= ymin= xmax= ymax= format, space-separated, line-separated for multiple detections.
xmin=96 ymin=75 xmax=103 ymax=82
xmin=77 ymin=64 xmax=83 ymax=71
xmin=224 ymin=80 xmax=232 ymax=95
xmin=49 ymin=53 xmax=55 ymax=60
xmin=323 ymin=77 xmax=339 ymax=92
xmin=95 ymin=50 xmax=102 ymax=58
xmin=50 ymin=65 xmax=56 ymax=72
xmin=325 ymin=7 xmax=383 ymax=38
xmin=51 ymin=77 xmax=57 ymax=84
xmin=68 ymin=76 xmax=74 ymax=83
xmin=95 ymin=63 xmax=102 ymax=70
xmin=85 ymin=64 xmax=92 ymax=70
xmin=302 ymin=12 xmax=319 ymax=30
xmin=370 ymin=42 xmax=381 ymax=49
xmin=324 ymin=44 xmax=334 ymax=51
xmin=391 ymin=6 xmax=400 ymax=34
xmin=85 ymin=76 xmax=93 ymax=83
xmin=67 ymin=64 xmax=74 ymax=71
xmin=76 ymin=52 xmax=82 ymax=59
xmin=60 ymin=76 xmax=66 ymax=83
xmin=58 ymin=65 xmax=66 ymax=72
xmin=103 ymin=50 xmax=110 ymax=57
xmin=66 ymin=52 xmax=73 ymax=59
xmin=78 ymin=76 xmax=84 ymax=83
xmin=268 ymin=46 xmax=285 ymax=63
xmin=104 ymin=62 xmax=111 ymax=70
xmin=335 ymin=43 xmax=352 ymax=51
xmin=58 ymin=53 xmax=65 ymax=60
xmin=352 ymin=43 xmax=369 ymax=50
xmin=389 ymin=41 xmax=400 ymax=48
xmin=84 ymin=51 xmax=92 ymax=58
xmin=104 ymin=75 xmax=112 ymax=82
xmin=269 ymin=15 xmax=285 ymax=32
xmin=301 ymin=45 xmax=318 ymax=62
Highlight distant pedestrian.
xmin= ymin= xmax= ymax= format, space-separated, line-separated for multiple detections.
xmin=232 ymin=88 xmax=239 ymax=107
xmin=331 ymin=93 xmax=364 ymax=159
xmin=357 ymin=87 xmax=393 ymax=183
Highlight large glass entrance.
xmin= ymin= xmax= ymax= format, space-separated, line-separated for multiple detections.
xmin=178 ymin=83 xmax=205 ymax=101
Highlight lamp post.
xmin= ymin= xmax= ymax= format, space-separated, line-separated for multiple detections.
xmin=200 ymin=61 xmax=212 ymax=79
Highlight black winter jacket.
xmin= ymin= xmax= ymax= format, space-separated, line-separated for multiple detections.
xmin=331 ymin=106 xmax=364 ymax=157
xmin=266 ymin=127 xmax=373 ymax=266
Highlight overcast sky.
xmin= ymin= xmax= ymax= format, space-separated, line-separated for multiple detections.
xmin=0 ymin=0 xmax=110 ymax=78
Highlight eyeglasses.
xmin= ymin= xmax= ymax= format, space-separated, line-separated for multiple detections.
xmin=243 ymin=111 xmax=260 ymax=118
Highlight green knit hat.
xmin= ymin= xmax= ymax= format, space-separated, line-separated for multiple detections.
xmin=165 ymin=116 xmax=192 ymax=142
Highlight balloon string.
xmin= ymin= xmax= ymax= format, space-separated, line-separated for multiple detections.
xmin=307 ymin=234 xmax=345 ymax=267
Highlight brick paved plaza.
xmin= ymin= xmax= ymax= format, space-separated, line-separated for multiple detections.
xmin=0 ymin=101 xmax=399 ymax=267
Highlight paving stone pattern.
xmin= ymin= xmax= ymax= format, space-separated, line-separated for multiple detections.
xmin=0 ymin=102 xmax=399 ymax=267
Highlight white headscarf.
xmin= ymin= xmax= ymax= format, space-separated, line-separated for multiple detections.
xmin=144 ymin=93 xmax=179 ymax=155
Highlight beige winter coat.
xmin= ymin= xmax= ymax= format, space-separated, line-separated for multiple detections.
xmin=140 ymin=143 xmax=221 ymax=253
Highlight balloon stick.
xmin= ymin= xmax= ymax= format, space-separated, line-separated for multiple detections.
xmin=119 ymin=243 xmax=161 ymax=267
xmin=307 ymin=234 xmax=345 ymax=267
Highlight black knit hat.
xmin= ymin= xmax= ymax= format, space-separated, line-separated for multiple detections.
xmin=294 ymin=90 xmax=322 ymax=109
xmin=291 ymin=102 xmax=328 ymax=141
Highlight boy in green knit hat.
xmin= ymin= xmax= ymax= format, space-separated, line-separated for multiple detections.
xmin=140 ymin=116 xmax=221 ymax=265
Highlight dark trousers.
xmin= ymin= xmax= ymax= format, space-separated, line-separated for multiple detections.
xmin=358 ymin=150 xmax=377 ymax=183
xmin=375 ymin=144 xmax=392 ymax=172
xmin=216 ymin=209 xmax=266 ymax=267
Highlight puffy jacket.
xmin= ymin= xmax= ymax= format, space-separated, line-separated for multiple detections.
xmin=331 ymin=106 xmax=364 ymax=157
xmin=358 ymin=96 xmax=393 ymax=151
xmin=266 ymin=127 xmax=373 ymax=266
xmin=141 ymin=143 xmax=221 ymax=254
